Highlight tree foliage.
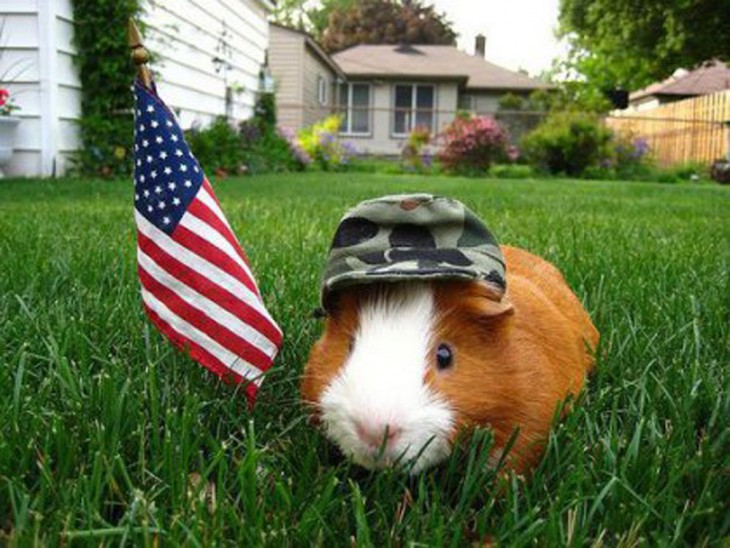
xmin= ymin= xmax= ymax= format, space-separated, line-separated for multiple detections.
xmin=558 ymin=0 xmax=730 ymax=91
xmin=273 ymin=0 xmax=457 ymax=53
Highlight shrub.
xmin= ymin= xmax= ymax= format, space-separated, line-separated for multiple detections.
xmin=297 ymin=115 xmax=355 ymax=170
xmin=438 ymin=115 xmax=509 ymax=174
xmin=186 ymin=117 xmax=246 ymax=175
xmin=610 ymin=132 xmax=653 ymax=179
xmin=401 ymin=125 xmax=432 ymax=172
xmin=521 ymin=112 xmax=612 ymax=176
xmin=489 ymin=164 xmax=535 ymax=179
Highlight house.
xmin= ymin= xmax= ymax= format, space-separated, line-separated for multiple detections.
xmin=0 ymin=0 xmax=272 ymax=177
xmin=331 ymin=39 xmax=551 ymax=155
xmin=627 ymin=60 xmax=730 ymax=112
xmin=268 ymin=22 xmax=345 ymax=130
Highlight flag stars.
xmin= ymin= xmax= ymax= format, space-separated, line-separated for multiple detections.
xmin=146 ymin=105 xmax=154 ymax=113
xmin=146 ymin=155 xmax=153 ymax=164
xmin=147 ymin=205 xmax=153 ymax=213
xmin=164 ymin=166 xmax=172 ymax=175
xmin=155 ymin=136 xmax=163 ymax=144
xmin=142 ymin=139 xmax=149 ymax=148
xmin=184 ymin=180 xmax=192 ymax=188
xmin=151 ymin=170 xmax=158 ymax=179
xmin=173 ymin=197 xmax=181 ymax=206
xmin=175 ymin=149 xmax=183 ymax=157
xmin=163 ymin=216 xmax=171 ymax=225
xmin=138 ymin=124 xmax=145 ymax=132
xmin=179 ymin=164 xmax=188 ymax=172
xmin=151 ymin=120 xmax=159 ymax=128
xmin=134 ymin=193 xmax=139 ymax=201
xmin=158 ymin=201 xmax=166 ymax=209
xmin=159 ymin=151 xmax=168 ymax=160
xmin=171 ymin=134 xmax=179 ymax=142
xmin=140 ymin=175 xmax=146 ymax=184
xmin=166 ymin=120 xmax=173 ymax=128
xmin=168 ymin=182 xmax=176 ymax=191
xmin=143 ymin=189 xmax=150 ymax=197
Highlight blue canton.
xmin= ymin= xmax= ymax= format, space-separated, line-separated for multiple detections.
xmin=133 ymin=81 xmax=203 ymax=234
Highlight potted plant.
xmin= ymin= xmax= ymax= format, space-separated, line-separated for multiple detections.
xmin=0 ymin=87 xmax=20 ymax=177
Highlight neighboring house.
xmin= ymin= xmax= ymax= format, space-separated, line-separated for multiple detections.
xmin=331 ymin=40 xmax=551 ymax=155
xmin=268 ymin=23 xmax=345 ymax=131
xmin=0 ymin=0 xmax=272 ymax=177
xmin=627 ymin=60 xmax=730 ymax=112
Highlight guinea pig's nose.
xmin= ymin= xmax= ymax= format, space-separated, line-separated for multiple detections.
xmin=354 ymin=419 xmax=402 ymax=448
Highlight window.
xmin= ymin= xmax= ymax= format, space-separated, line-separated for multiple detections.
xmin=317 ymin=76 xmax=328 ymax=105
xmin=393 ymin=84 xmax=435 ymax=136
xmin=338 ymin=83 xmax=371 ymax=134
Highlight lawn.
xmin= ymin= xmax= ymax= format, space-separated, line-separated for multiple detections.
xmin=0 ymin=172 xmax=728 ymax=545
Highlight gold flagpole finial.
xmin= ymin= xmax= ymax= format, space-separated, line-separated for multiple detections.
xmin=128 ymin=18 xmax=152 ymax=89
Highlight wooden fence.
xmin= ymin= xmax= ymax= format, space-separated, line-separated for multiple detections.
xmin=607 ymin=90 xmax=730 ymax=167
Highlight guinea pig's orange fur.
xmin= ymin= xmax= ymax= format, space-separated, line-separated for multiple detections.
xmin=301 ymin=245 xmax=599 ymax=473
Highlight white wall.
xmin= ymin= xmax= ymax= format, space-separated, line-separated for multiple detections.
xmin=1 ymin=0 xmax=81 ymax=177
xmin=0 ymin=0 xmax=271 ymax=177
xmin=145 ymin=0 xmax=270 ymax=129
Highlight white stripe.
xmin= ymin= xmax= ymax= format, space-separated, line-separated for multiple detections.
xmin=141 ymin=288 xmax=264 ymax=386
xmin=198 ymin=184 xmax=234 ymax=234
xmin=136 ymin=211 xmax=281 ymax=334
xmin=138 ymin=249 xmax=278 ymax=358
xmin=180 ymin=211 xmax=259 ymax=290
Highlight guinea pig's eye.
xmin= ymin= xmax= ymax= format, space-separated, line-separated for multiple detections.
xmin=435 ymin=343 xmax=453 ymax=371
xmin=348 ymin=336 xmax=355 ymax=354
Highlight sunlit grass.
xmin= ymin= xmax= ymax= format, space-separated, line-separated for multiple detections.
xmin=0 ymin=173 xmax=728 ymax=544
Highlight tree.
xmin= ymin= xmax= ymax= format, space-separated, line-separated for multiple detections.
xmin=273 ymin=0 xmax=457 ymax=53
xmin=558 ymin=0 xmax=730 ymax=91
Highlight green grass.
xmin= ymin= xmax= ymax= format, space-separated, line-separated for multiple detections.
xmin=0 ymin=173 xmax=728 ymax=545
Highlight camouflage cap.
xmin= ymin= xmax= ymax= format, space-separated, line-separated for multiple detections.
xmin=321 ymin=193 xmax=506 ymax=309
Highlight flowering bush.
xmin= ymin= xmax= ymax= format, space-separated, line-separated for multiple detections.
xmin=0 ymin=88 xmax=19 ymax=116
xmin=277 ymin=127 xmax=312 ymax=167
xmin=437 ymin=115 xmax=509 ymax=174
xmin=297 ymin=115 xmax=355 ymax=170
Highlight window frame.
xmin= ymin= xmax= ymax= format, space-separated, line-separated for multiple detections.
xmin=339 ymin=82 xmax=372 ymax=137
xmin=317 ymin=75 xmax=328 ymax=106
xmin=391 ymin=83 xmax=437 ymax=138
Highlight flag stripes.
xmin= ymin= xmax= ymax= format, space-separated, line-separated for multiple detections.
xmin=133 ymin=79 xmax=281 ymax=402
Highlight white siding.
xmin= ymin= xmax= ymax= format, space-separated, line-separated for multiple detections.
xmin=0 ymin=0 xmax=82 ymax=177
xmin=145 ymin=0 xmax=269 ymax=129
xmin=0 ymin=0 xmax=270 ymax=177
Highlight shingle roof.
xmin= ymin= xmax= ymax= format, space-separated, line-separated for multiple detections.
xmin=630 ymin=60 xmax=730 ymax=101
xmin=332 ymin=44 xmax=551 ymax=91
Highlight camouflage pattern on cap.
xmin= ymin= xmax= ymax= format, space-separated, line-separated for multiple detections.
xmin=322 ymin=193 xmax=506 ymax=309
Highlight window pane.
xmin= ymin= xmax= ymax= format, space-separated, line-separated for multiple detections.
xmin=352 ymin=108 xmax=369 ymax=133
xmin=416 ymin=86 xmax=434 ymax=108
xmin=395 ymin=85 xmax=412 ymax=108
xmin=415 ymin=110 xmax=433 ymax=131
xmin=339 ymin=84 xmax=348 ymax=107
xmin=394 ymin=110 xmax=409 ymax=134
xmin=352 ymin=84 xmax=369 ymax=106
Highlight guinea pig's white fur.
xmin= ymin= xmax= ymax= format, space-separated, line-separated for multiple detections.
xmin=318 ymin=283 xmax=455 ymax=473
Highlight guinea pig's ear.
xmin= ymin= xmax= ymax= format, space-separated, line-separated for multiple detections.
xmin=476 ymin=281 xmax=514 ymax=318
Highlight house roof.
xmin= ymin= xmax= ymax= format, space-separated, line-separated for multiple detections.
xmin=270 ymin=22 xmax=345 ymax=79
xmin=332 ymin=44 xmax=551 ymax=91
xmin=630 ymin=60 xmax=730 ymax=101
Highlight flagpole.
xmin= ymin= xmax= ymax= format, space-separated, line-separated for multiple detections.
xmin=128 ymin=19 xmax=153 ymax=89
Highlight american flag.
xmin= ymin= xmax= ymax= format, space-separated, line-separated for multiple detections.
xmin=132 ymin=79 xmax=282 ymax=403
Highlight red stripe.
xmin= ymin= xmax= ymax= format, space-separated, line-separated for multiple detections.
xmin=171 ymin=223 xmax=261 ymax=298
xmin=138 ymin=266 xmax=274 ymax=372
xmin=190 ymin=186 xmax=251 ymax=267
xmin=143 ymin=303 xmax=258 ymax=403
xmin=138 ymin=230 xmax=282 ymax=345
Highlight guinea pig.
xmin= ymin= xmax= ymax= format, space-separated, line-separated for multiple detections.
xmin=301 ymin=245 xmax=599 ymax=474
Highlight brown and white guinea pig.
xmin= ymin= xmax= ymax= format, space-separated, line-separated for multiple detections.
xmin=301 ymin=245 xmax=599 ymax=474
